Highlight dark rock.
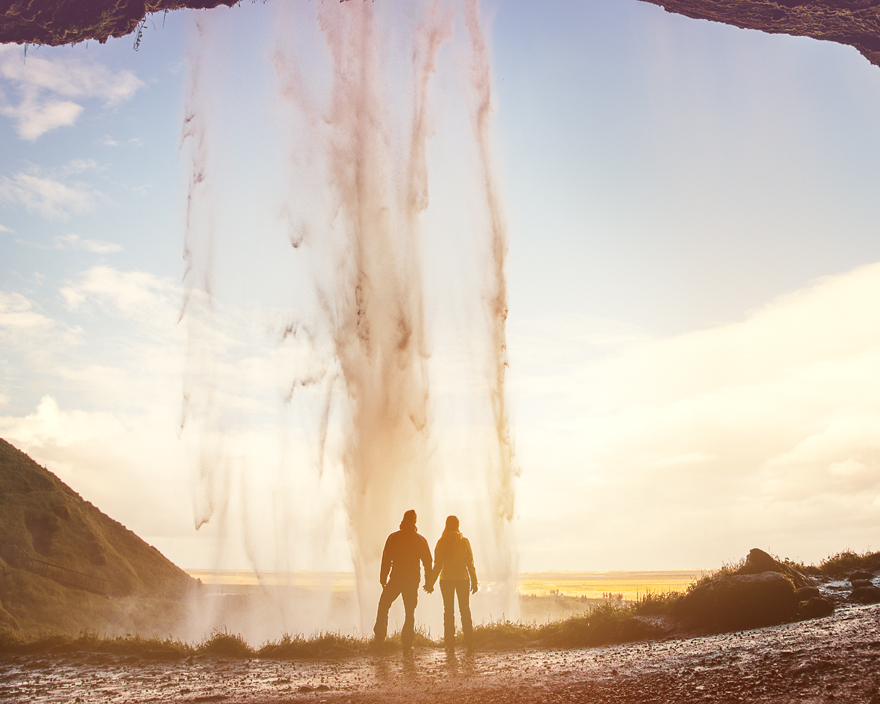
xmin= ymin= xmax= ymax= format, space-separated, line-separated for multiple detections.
xmin=794 ymin=586 xmax=822 ymax=601
xmin=851 ymin=579 xmax=873 ymax=590
xmin=2 ymin=0 xmax=880 ymax=78
xmin=736 ymin=548 xmax=814 ymax=589
xmin=848 ymin=571 xmax=875 ymax=582
xmin=0 ymin=0 xmax=237 ymax=47
xmin=798 ymin=596 xmax=835 ymax=619
xmin=678 ymin=571 xmax=797 ymax=630
xmin=848 ymin=585 xmax=880 ymax=604
xmin=637 ymin=0 xmax=880 ymax=69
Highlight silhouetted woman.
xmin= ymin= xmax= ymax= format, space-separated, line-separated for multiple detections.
xmin=427 ymin=515 xmax=478 ymax=653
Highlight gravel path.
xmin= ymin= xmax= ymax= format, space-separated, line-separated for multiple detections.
xmin=2 ymin=603 xmax=879 ymax=703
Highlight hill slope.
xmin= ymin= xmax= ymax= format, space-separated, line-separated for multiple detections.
xmin=0 ymin=438 xmax=197 ymax=636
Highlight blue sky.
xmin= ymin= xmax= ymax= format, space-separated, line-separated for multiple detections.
xmin=2 ymin=0 xmax=880 ymax=589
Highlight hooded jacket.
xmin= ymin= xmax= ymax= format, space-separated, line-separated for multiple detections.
xmin=431 ymin=529 xmax=477 ymax=586
xmin=380 ymin=524 xmax=432 ymax=586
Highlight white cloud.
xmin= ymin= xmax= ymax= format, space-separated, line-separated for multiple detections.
xmin=58 ymin=159 xmax=100 ymax=176
xmin=511 ymin=261 xmax=880 ymax=569
xmin=54 ymin=233 xmax=122 ymax=254
xmin=60 ymin=265 xmax=177 ymax=322
xmin=650 ymin=452 xmax=715 ymax=467
xmin=1 ymin=98 xmax=83 ymax=141
xmin=99 ymin=136 xmax=143 ymax=148
xmin=0 ymin=395 xmax=123 ymax=448
xmin=0 ymin=164 xmax=101 ymax=220
xmin=0 ymin=223 xmax=12 ymax=233
xmin=0 ymin=290 xmax=54 ymax=330
xmin=829 ymin=459 xmax=868 ymax=478
xmin=0 ymin=289 xmax=82 ymax=374
xmin=0 ymin=45 xmax=143 ymax=140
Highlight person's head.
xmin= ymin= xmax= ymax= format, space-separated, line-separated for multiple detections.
xmin=400 ymin=509 xmax=417 ymax=530
xmin=444 ymin=515 xmax=460 ymax=533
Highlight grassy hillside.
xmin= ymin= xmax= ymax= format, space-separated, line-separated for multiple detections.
xmin=0 ymin=438 xmax=196 ymax=636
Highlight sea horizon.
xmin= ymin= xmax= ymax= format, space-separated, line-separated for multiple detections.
xmin=185 ymin=568 xmax=708 ymax=600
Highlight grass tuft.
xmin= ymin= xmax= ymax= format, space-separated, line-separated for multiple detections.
xmin=197 ymin=629 xmax=255 ymax=658
xmin=0 ymin=629 xmax=193 ymax=657
xmin=258 ymin=631 xmax=369 ymax=658
xmin=816 ymin=550 xmax=880 ymax=577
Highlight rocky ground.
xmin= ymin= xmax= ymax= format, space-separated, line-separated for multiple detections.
xmin=2 ymin=602 xmax=878 ymax=703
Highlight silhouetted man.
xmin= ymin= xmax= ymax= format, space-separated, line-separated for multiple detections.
xmin=372 ymin=509 xmax=433 ymax=652
xmin=427 ymin=515 xmax=478 ymax=653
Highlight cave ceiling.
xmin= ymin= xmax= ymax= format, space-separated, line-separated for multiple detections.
xmin=0 ymin=0 xmax=878 ymax=64
xmin=0 ymin=0 xmax=237 ymax=46
xmin=639 ymin=0 xmax=880 ymax=67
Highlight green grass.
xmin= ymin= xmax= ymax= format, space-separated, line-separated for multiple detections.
xmin=0 ymin=629 xmax=192 ymax=657
xmin=257 ymin=631 xmax=369 ymax=658
xmin=197 ymin=629 xmax=255 ymax=658
xmin=815 ymin=550 xmax=880 ymax=577
xmin=685 ymin=558 xmax=746 ymax=593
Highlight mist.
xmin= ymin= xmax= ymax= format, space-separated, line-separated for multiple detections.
xmin=177 ymin=0 xmax=518 ymax=640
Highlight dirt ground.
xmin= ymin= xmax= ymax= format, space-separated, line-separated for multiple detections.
xmin=2 ymin=603 xmax=879 ymax=703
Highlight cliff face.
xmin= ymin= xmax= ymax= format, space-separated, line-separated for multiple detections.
xmin=637 ymin=0 xmax=880 ymax=67
xmin=0 ymin=0 xmax=236 ymax=46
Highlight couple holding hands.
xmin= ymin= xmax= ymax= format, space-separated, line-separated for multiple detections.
xmin=372 ymin=510 xmax=477 ymax=654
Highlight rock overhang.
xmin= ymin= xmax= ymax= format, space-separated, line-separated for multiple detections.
xmin=1 ymin=0 xmax=880 ymax=71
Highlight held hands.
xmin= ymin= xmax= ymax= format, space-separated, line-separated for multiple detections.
xmin=424 ymin=583 xmax=434 ymax=594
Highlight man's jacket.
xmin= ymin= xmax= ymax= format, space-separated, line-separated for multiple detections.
xmin=380 ymin=526 xmax=432 ymax=586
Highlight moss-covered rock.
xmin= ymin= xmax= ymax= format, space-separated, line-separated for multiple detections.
xmin=677 ymin=571 xmax=797 ymax=630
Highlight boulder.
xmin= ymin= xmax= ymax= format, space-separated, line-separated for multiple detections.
xmin=848 ymin=571 xmax=875 ymax=582
xmin=798 ymin=597 xmax=835 ymax=619
xmin=848 ymin=585 xmax=880 ymax=605
xmin=678 ymin=571 xmax=797 ymax=631
xmin=736 ymin=548 xmax=814 ymax=589
xmin=794 ymin=586 xmax=821 ymax=602
xmin=851 ymin=579 xmax=873 ymax=590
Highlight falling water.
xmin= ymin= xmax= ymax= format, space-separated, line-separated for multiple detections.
xmin=179 ymin=0 xmax=517 ymax=639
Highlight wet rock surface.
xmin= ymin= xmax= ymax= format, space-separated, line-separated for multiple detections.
xmin=1 ymin=604 xmax=878 ymax=703
xmin=849 ymin=585 xmax=880 ymax=604
xmin=799 ymin=596 xmax=835 ymax=619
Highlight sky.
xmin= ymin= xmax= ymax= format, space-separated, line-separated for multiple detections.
xmin=2 ymin=0 xmax=880 ymax=576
